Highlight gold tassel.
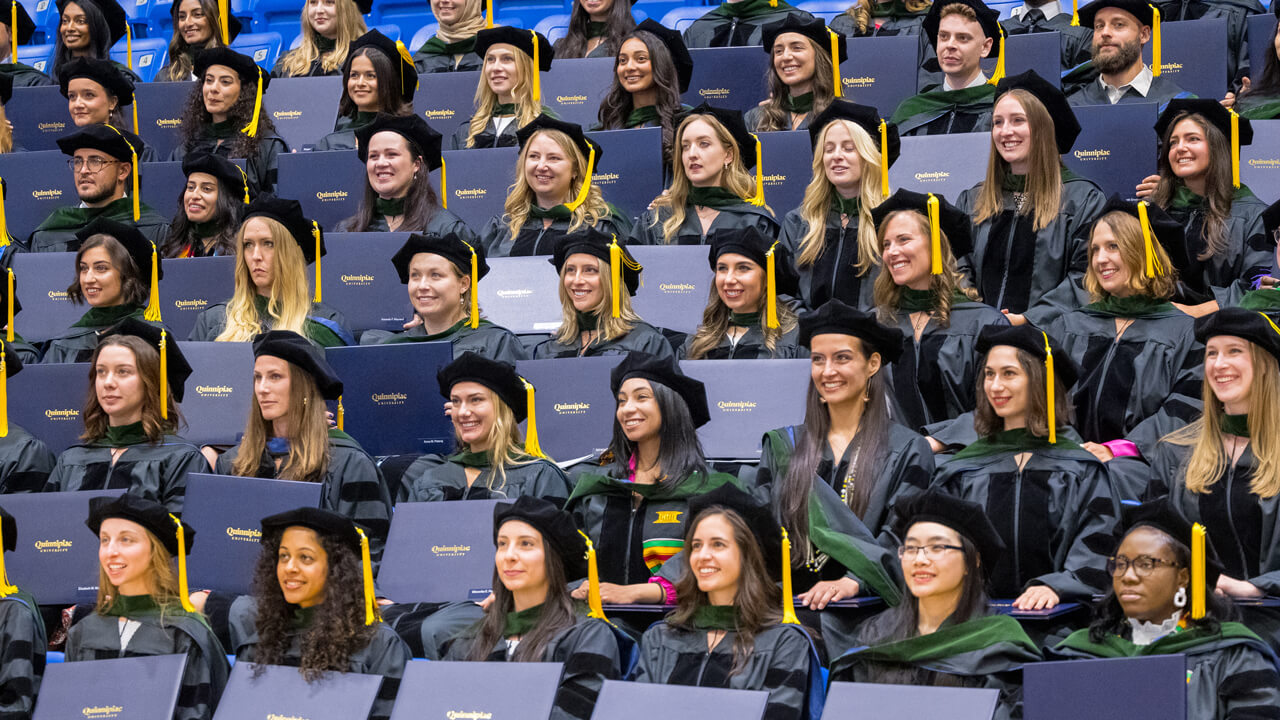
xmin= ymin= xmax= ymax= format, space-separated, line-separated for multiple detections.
xmin=878 ymin=119 xmax=890 ymax=197
xmin=126 ymin=24 xmax=132 ymax=70
xmin=485 ymin=0 xmax=493 ymax=27
xmin=577 ymin=530 xmax=607 ymax=619
xmin=564 ymin=142 xmax=595 ymax=212
xmin=1070 ymin=0 xmax=1079 ymax=25
xmin=356 ymin=527 xmax=377 ymax=625
xmin=5 ymin=269 xmax=12 ymax=342
xmin=337 ymin=396 xmax=344 ymax=431
xmin=1191 ymin=523 xmax=1205 ymax=619
xmin=158 ymin=330 xmax=168 ymax=420
xmin=461 ymin=237 xmax=479 ymax=328
xmin=0 ymin=340 xmax=7 ymax=440
xmin=237 ymin=165 xmax=250 ymax=204
xmin=130 ymin=147 xmax=140 ymax=221
xmin=395 ymin=40 xmax=416 ymax=97
xmin=1137 ymin=201 xmax=1164 ymax=278
xmin=1150 ymin=5 xmax=1161 ymax=76
xmin=440 ymin=157 xmax=447 ymax=209
xmin=144 ymin=242 xmax=161 ymax=321
xmin=218 ymin=0 xmax=229 ymax=44
xmin=1230 ymin=109 xmax=1240 ymax=189
xmin=987 ymin=26 xmax=1005 ymax=86
xmin=766 ymin=241 xmax=779 ymax=329
xmin=312 ymin=221 xmax=322 ymax=303
xmin=1042 ymin=331 xmax=1056 ymax=444
xmin=521 ymin=377 xmax=545 ymax=458
xmin=242 ymin=69 xmax=263 ymax=137
xmin=780 ymin=527 xmax=799 ymax=624
xmin=0 ymin=175 xmax=8 ymax=248
xmin=529 ymin=31 xmax=541 ymax=103
xmin=8 ymin=1 xmax=14 ymax=65
xmin=610 ymin=235 xmax=622 ymax=318
xmin=170 ymin=514 xmax=195 ymax=612
xmin=829 ymin=29 xmax=842 ymax=98
xmin=0 ymin=508 xmax=15 ymax=595
xmin=131 ymin=99 xmax=139 ymax=136
xmin=1259 ymin=312 xmax=1280 ymax=340
xmin=927 ymin=194 xmax=942 ymax=275
xmin=748 ymin=134 xmax=765 ymax=206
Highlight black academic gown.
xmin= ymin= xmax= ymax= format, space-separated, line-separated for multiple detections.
xmin=0 ymin=424 xmax=57 ymax=493
xmin=681 ymin=1 xmax=815 ymax=47
xmin=1000 ymin=9 xmax=1094 ymax=69
xmin=44 ymin=432 xmax=206 ymax=513
xmin=532 ymin=321 xmax=674 ymax=360
xmin=1164 ymin=186 xmax=1272 ymax=307
xmin=779 ymin=207 xmax=879 ymax=311
xmin=413 ymin=36 xmax=482 ymax=74
xmin=360 ymin=318 xmax=529 ymax=364
xmin=630 ymin=201 xmax=779 ymax=246
xmin=677 ymin=323 xmax=804 ymax=359
xmin=168 ymin=125 xmax=288 ymax=194
xmin=355 ymin=206 xmax=477 ymax=238
xmin=41 ymin=306 xmax=168 ymax=363
xmin=0 ymin=589 xmax=45 ymax=720
xmin=187 ymin=298 xmax=354 ymax=347
xmin=399 ymin=454 xmax=574 ymax=505
xmin=480 ymin=212 xmax=634 ymax=258
xmin=28 ymin=196 xmax=172 ymax=253
xmin=313 ymin=112 xmax=375 ymax=152
xmin=889 ymin=83 xmax=995 ymax=136
xmin=0 ymin=62 xmax=52 ymax=87
xmin=450 ymin=115 xmax=522 ymax=150
xmin=1066 ymin=72 xmax=1194 ymax=107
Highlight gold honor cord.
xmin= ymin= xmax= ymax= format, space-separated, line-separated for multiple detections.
xmin=879 ymin=119 xmax=890 ymax=196
xmin=158 ymin=330 xmax=168 ymax=419
xmin=927 ymin=194 xmax=942 ymax=275
xmin=460 ymin=237 xmax=480 ymax=327
xmin=521 ymin=377 xmax=546 ymax=458
xmin=1042 ymin=330 xmax=1056 ymax=444
xmin=1150 ymin=5 xmax=1161 ymax=76
xmin=1137 ymin=201 xmax=1164 ymax=278
xmin=218 ymin=0 xmax=229 ymax=44
xmin=780 ymin=527 xmax=799 ymax=624
xmin=766 ymin=241 xmax=780 ymax=329
xmin=0 ymin=340 xmax=7 ymax=439
xmin=171 ymin=514 xmax=196 ymax=612
xmin=357 ymin=528 xmax=377 ymax=625
xmin=1191 ymin=523 xmax=1205 ymax=619
xmin=577 ymin=530 xmax=607 ymax=620
xmin=748 ymin=134 xmax=765 ymax=206
xmin=829 ymin=29 xmax=842 ymax=98
xmin=1230 ymin=109 xmax=1241 ymax=188
xmin=312 ymin=221 xmax=323 ymax=303
xmin=144 ymin=243 xmax=162 ymax=321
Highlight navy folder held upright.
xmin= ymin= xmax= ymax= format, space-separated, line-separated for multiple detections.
xmin=516 ymin=356 xmax=624 ymax=462
xmin=890 ymin=132 xmax=990 ymax=201
xmin=1242 ymin=119 xmax=1280 ymax=204
xmin=212 ymin=663 xmax=383 ymax=720
xmin=0 ymin=150 xmax=79 ymax=241
xmin=684 ymin=47 xmax=771 ymax=113
xmin=180 ymin=341 xmax=254 ymax=447
xmin=983 ymin=31 xmax=1061 ymax=88
xmin=9 ymin=85 xmax=70 ymax=152
xmin=324 ymin=342 xmax=455 ymax=456
xmin=135 ymin=80 xmax=197 ymax=158
xmin=586 ymin=127 xmax=664 ymax=222
xmin=10 ymin=251 xmax=81 ymax=343
xmin=1142 ymin=18 xmax=1228 ymax=100
xmin=594 ymin=680 xmax=770 ymax=720
xmin=9 ymin=362 xmax=89 ymax=454
xmin=390 ymin=661 xmax=564 ymax=720
xmin=262 ymin=76 xmax=344 ymax=150
xmin=477 ymin=256 xmax=564 ymax=334
xmin=414 ymin=71 xmax=482 ymax=136
xmin=682 ymin=359 xmax=810 ymax=460
xmin=34 ymin=654 xmax=189 ymax=720
xmin=541 ymin=57 xmax=615 ymax=127
xmin=4 ymin=489 xmax=126 ymax=605
xmin=377 ymin=498 xmax=502 ymax=604
xmin=1067 ymin=102 xmax=1158 ymax=201
xmin=440 ymin=147 xmax=519 ymax=231
xmin=629 ymin=245 xmax=714 ymax=334
xmin=320 ymin=232 xmax=414 ymax=333
xmin=843 ymin=34 xmax=920 ymax=119
xmin=275 ymin=150 xmax=364 ymax=230
xmin=760 ymin=130 xmax=816 ymax=217
xmin=157 ymin=256 xmax=237 ymax=341
xmin=1023 ymin=655 xmax=1187 ymax=720
xmin=821 ymin=681 xmax=1000 ymax=720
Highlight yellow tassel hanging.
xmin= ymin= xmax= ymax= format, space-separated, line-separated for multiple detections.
xmin=564 ymin=142 xmax=595 ymax=212
xmin=521 ymin=377 xmax=545 ymax=458
xmin=144 ymin=242 xmax=161 ymax=321
xmin=610 ymin=236 xmax=623 ymax=318
xmin=5 ymin=269 xmax=12 ymax=342
xmin=485 ymin=0 xmax=493 ymax=27
xmin=1137 ymin=201 xmax=1164 ymax=278
xmin=0 ymin=340 xmax=7 ymax=440
xmin=460 ymin=238 xmax=480 ymax=328
xmin=828 ymin=29 xmax=842 ymax=98
xmin=8 ymin=1 xmax=14 ymax=65
xmin=987 ymin=26 xmax=1006 ymax=86
xmin=218 ymin=0 xmax=229 ymax=44
xmin=356 ymin=527 xmax=377 ymax=625
xmin=769 ymin=0 xmax=777 ymax=6
xmin=1191 ymin=523 xmax=1205 ymax=619
xmin=312 ymin=221 xmax=322 ymax=303
xmin=766 ymin=241 xmax=779 ymax=329
xmin=440 ymin=157 xmax=448 ymax=209
xmin=529 ymin=31 xmax=541 ymax=103
xmin=1042 ymin=331 xmax=1056 ymax=444
xmin=242 ymin=69 xmax=264 ymax=137
xmin=0 ymin=176 xmax=8 ymax=248
xmin=395 ymin=40 xmax=416 ymax=97
xmin=126 ymin=24 xmax=132 ymax=70
xmin=337 ymin=396 xmax=344 ymax=431
xmin=170 ymin=514 xmax=195 ymax=612
xmin=237 ymin=166 xmax=250 ymax=204
xmin=130 ymin=147 xmax=140 ymax=221
xmin=131 ymin=100 xmax=139 ymax=136
xmin=878 ymin=119 xmax=890 ymax=197
xmin=1259 ymin=311 xmax=1280 ymax=338
xmin=1150 ymin=5 xmax=1161 ymax=77
xmin=1070 ymin=0 xmax=1079 ymax=25
xmin=780 ymin=527 xmax=799 ymax=624
xmin=577 ymin=530 xmax=607 ymax=619
xmin=1230 ymin=109 xmax=1240 ymax=189
xmin=927 ymin=194 xmax=942 ymax=275
xmin=158 ymin=330 xmax=168 ymax=420
xmin=748 ymin=134 xmax=765 ymax=206
xmin=0 ymin=509 xmax=16 ymax=595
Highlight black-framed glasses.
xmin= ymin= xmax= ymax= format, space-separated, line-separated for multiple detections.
xmin=898 ymin=544 xmax=964 ymax=560
xmin=68 ymin=157 xmax=119 ymax=174
xmin=1106 ymin=554 xmax=1180 ymax=577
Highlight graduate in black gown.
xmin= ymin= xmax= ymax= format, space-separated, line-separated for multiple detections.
xmin=314 ymin=30 xmax=417 ymax=152
xmin=411 ymin=0 xmax=484 ymax=73
xmin=451 ymin=27 xmax=553 ymax=150
xmin=45 ymin=319 xmax=207 ymax=512
xmin=160 ymin=151 xmax=249 ymax=259
xmin=681 ymin=0 xmax=815 ymax=48
xmin=444 ymin=497 xmax=626 ymax=720
xmin=1065 ymin=0 xmax=1191 ymax=106
xmin=0 ymin=341 xmax=56 ymax=493
xmin=57 ymin=58 xmax=159 ymax=161
xmin=632 ymin=486 xmax=822 ymax=720
xmin=68 ymin=495 xmax=229 ymax=720
xmin=51 ymin=0 xmax=136 ymax=82
xmin=553 ymin=0 xmax=635 ymax=59
xmin=270 ymin=0 xmax=369 ymax=78
xmin=744 ymin=15 xmax=845 ymax=133
xmin=0 ymin=1 xmax=53 ymax=87
xmin=0 ymin=505 xmax=46 ymax=719
xmin=228 ymin=508 xmax=410 ymax=720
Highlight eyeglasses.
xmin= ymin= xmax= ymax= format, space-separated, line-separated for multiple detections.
xmin=898 ymin=544 xmax=964 ymax=560
xmin=68 ymin=157 xmax=119 ymax=174
xmin=1106 ymin=555 xmax=1180 ymax=577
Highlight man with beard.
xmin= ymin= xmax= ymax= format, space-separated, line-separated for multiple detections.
xmin=28 ymin=124 xmax=171 ymax=253
xmin=889 ymin=0 xmax=1000 ymax=135
xmin=1067 ymin=0 xmax=1192 ymax=106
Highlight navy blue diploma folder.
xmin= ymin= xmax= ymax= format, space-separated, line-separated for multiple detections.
xmin=629 ymin=245 xmax=714 ymax=335
xmin=684 ymin=47 xmax=770 ymax=113
xmin=9 ymin=251 xmax=80 ymax=343
xmin=377 ymin=499 xmax=502 ymax=604
xmin=0 ymin=150 xmax=79 ymax=241
xmin=586 ymin=127 xmax=664 ymax=222
xmin=156 ymin=256 xmax=237 ymax=341
xmin=1241 ymin=120 xmax=1280 ymax=204
xmin=4 ymin=489 xmax=125 ymax=605
xmin=390 ymin=661 xmax=564 ymax=720
xmin=261 ymin=76 xmax=343 ymax=150
xmin=842 ymin=34 xmax=920 ymax=119
xmin=594 ymin=680 xmax=769 ymax=720
xmin=135 ymin=81 xmax=197 ymax=159
xmin=1067 ymin=103 xmax=1158 ymax=201
xmin=516 ymin=356 xmax=623 ymax=462
xmin=1142 ymin=18 xmax=1228 ymax=100
xmin=183 ymin=473 xmax=324 ymax=595
xmin=821 ymin=681 xmax=1000 ymax=720
xmin=890 ymin=132 xmax=990 ymax=200
xmin=440 ymin=147 xmax=518 ymax=231
xmin=179 ymin=341 xmax=255 ymax=447
xmin=414 ymin=71 xmax=482 ymax=137
xmin=9 ymin=85 xmax=70 ymax=152
xmin=320 ymin=232 xmax=414 ymax=333
xmin=477 ymin=256 xmax=564 ymax=334
xmin=324 ymin=342 xmax=455 ymax=456
xmin=9 ymin=362 xmax=89 ymax=454
xmin=542 ymin=57 xmax=615 ymax=127
xmin=212 ymin=662 xmax=382 ymax=720
xmin=1023 ymin=655 xmax=1187 ymax=720
xmin=759 ymin=130 xmax=816 ymax=217
xmin=34 ymin=654 xmax=188 ymax=720
xmin=681 ymin=359 xmax=810 ymax=460
xmin=276 ymin=150 xmax=365 ymax=229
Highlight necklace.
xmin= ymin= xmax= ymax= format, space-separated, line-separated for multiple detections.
xmin=839 ymin=444 xmax=862 ymax=506
xmin=1013 ymin=191 xmax=1028 ymax=213
xmin=910 ymin=310 xmax=931 ymax=338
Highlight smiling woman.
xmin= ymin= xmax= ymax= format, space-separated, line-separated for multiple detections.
xmin=314 ymin=30 xmax=418 ymax=151
xmin=159 ymin=0 xmax=240 ymax=81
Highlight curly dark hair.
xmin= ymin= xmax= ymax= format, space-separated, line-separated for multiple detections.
xmin=249 ymin=528 xmax=376 ymax=680
xmin=178 ymin=76 xmax=279 ymax=161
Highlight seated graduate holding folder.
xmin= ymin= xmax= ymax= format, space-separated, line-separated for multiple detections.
xmin=450 ymin=27 xmax=553 ymax=151
xmin=339 ymin=113 xmax=477 ymax=238
xmin=631 ymin=486 xmax=822 ymax=720
xmin=314 ymin=30 xmax=417 ymax=152
xmin=443 ymin=496 xmax=625 ymax=720
xmin=679 ymin=227 xmax=802 ymax=360
xmin=42 ymin=218 xmax=172 ymax=363
xmin=829 ymin=491 xmax=1042 ymax=720
xmin=479 ymin=114 xmax=630 ymax=258
xmin=160 ymin=151 xmax=251 ymax=259
xmin=532 ymin=230 xmax=674 ymax=360
xmin=359 ymin=233 xmax=527 ymax=362
xmin=228 ymin=508 xmax=411 ymax=720
xmin=399 ymin=352 xmax=572 ymax=504
xmin=566 ymin=353 xmax=741 ymax=606
xmin=1051 ymin=500 xmax=1280 ymax=720
xmin=629 ymin=104 xmax=779 ymax=246
xmin=188 ymin=196 xmax=353 ymax=347
xmin=45 ymin=319 xmax=208 ymax=514
xmin=745 ymin=15 xmax=845 ymax=133
xmin=0 ymin=342 xmax=57 ymax=492
xmin=68 ymin=495 xmax=229 ymax=720
xmin=0 ymin=505 xmax=47 ymax=719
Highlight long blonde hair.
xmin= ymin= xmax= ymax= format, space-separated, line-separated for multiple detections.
xmin=455 ymin=387 xmax=539 ymax=488
xmin=503 ymin=128 xmax=609 ymax=239
xmin=685 ymin=281 xmax=798 ymax=359
xmin=217 ymin=218 xmax=312 ymax=342
xmin=466 ymin=49 xmax=541 ymax=148
xmin=95 ymin=527 xmax=185 ymax=616
xmin=232 ymin=361 xmax=332 ymax=481
xmin=872 ymin=209 xmax=979 ymax=328
xmin=275 ymin=0 xmax=367 ymax=77
xmin=552 ymin=254 xmax=640 ymax=345
xmin=650 ymin=113 xmax=764 ymax=244
xmin=796 ymin=118 xmax=886 ymax=274
xmin=973 ymin=90 xmax=1063 ymax=231
xmin=0 ymin=105 xmax=14 ymax=154
xmin=1083 ymin=211 xmax=1177 ymax=302
xmin=843 ymin=0 xmax=932 ymax=33
xmin=1165 ymin=346 xmax=1280 ymax=498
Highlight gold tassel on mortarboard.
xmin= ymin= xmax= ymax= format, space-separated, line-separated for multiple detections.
xmin=126 ymin=24 xmax=132 ymax=70
xmin=1230 ymin=109 xmax=1241 ymax=189
xmin=158 ymin=330 xmax=168 ymax=419
xmin=170 ymin=514 xmax=195 ymax=612
xmin=987 ymin=24 xmax=1006 ymax=86
xmin=102 ymin=124 xmax=141 ymax=221
xmin=395 ymin=40 xmax=417 ymax=97
xmin=218 ymin=0 xmax=229 ymax=44
xmin=440 ymin=157 xmax=448 ymax=208
xmin=520 ymin=376 xmax=545 ymax=458
xmin=828 ymin=29 xmax=842 ymax=98
xmin=1150 ymin=5 xmax=1161 ymax=77
xmin=878 ymin=120 xmax=890 ymax=196
xmin=748 ymin=134 xmax=765 ymax=207
xmin=236 ymin=165 xmax=250 ymax=204
xmin=357 ymin=527 xmax=378 ymax=625
xmin=564 ymin=140 xmax=596 ymax=212
xmin=1137 ymin=201 xmax=1165 ymax=279
xmin=337 ymin=396 xmax=344 ymax=431
xmin=1070 ymin=0 xmax=1079 ymax=25
xmin=5 ymin=269 xmax=12 ymax=342
xmin=766 ymin=241 xmax=780 ymax=329
xmin=0 ymin=339 xmax=7 ymax=439
xmin=460 ymin=237 xmax=479 ymax=328
xmin=608 ymin=235 xmax=641 ymax=318
xmin=312 ymin=221 xmax=322 ymax=303
xmin=927 ymin=194 xmax=942 ymax=275
xmin=485 ymin=0 xmax=493 ymax=27
xmin=577 ymin=530 xmax=607 ymax=620
xmin=1042 ymin=330 xmax=1056 ymax=444
xmin=242 ymin=69 xmax=264 ymax=137
xmin=0 ymin=176 xmax=8 ymax=248
xmin=1191 ymin=523 xmax=1205 ymax=619
xmin=144 ymin=242 xmax=162 ymax=321
xmin=780 ymin=527 xmax=799 ymax=624
xmin=529 ymin=31 xmax=541 ymax=103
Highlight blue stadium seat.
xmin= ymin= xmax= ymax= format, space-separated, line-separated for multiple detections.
xmin=378 ymin=11 xmax=435 ymax=38
xmin=369 ymin=0 xmax=434 ymax=25
xmin=533 ymin=13 xmax=571 ymax=44
xmin=660 ymin=6 xmax=707 ymax=33
xmin=369 ymin=23 xmax=401 ymax=41
xmin=230 ymin=31 xmax=283 ymax=71
xmin=492 ymin=3 xmax=552 ymax=29
xmin=15 ymin=42 xmax=54 ymax=75
xmin=109 ymin=36 xmax=169 ymax=81
xmin=124 ymin=0 xmax=153 ymax=31
xmin=29 ymin=0 xmax=57 ymax=41
xmin=409 ymin=22 xmax=438 ymax=51
xmin=796 ymin=0 xmax=849 ymax=23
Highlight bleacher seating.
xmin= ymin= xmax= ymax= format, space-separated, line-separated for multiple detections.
xmin=108 ymin=36 xmax=169 ymax=82
xmin=229 ymin=31 xmax=283 ymax=71
xmin=659 ymin=5 xmax=708 ymax=32
xmin=533 ymin=12 xmax=572 ymax=44
xmin=15 ymin=42 xmax=53 ymax=74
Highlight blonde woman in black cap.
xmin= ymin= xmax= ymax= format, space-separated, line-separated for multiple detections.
xmin=481 ymin=114 xmax=629 ymax=257
xmin=781 ymin=100 xmax=896 ymax=311
xmin=533 ymin=230 xmax=674 ymax=359
xmin=158 ymin=0 xmax=241 ymax=81
xmin=214 ymin=330 xmax=392 ymax=562
xmin=42 ymin=218 xmax=171 ymax=363
xmin=555 ymin=0 xmax=636 ymax=59
xmin=58 ymin=58 xmax=160 ymax=161
xmin=189 ymin=196 xmax=353 ymax=346
xmin=229 ymin=507 xmax=409 ymax=720
xmin=961 ymin=69 xmax=1106 ymax=327
xmin=69 ymin=495 xmax=228 ymax=720
xmin=411 ymin=0 xmax=485 ymax=73
xmin=871 ymin=189 xmax=1005 ymax=433
xmin=746 ymin=16 xmax=846 ymax=132
xmin=173 ymin=48 xmax=288 ymax=194
xmin=631 ymin=104 xmax=778 ymax=246
xmin=0 ymin=505 xmax=47 ymax=718
xmin=45 ymin=318 xmax=207 ymax=511
xmin=52 ymin=0 xmax=135 ymax=80
xmin=272 ymin=0 xmax=370 ymax=78
xmin=0 ymin=341 xmax=56 ymax=492
xmin=830 ymin=490 xmax=1041 ymax=720
xmin=360 ymin=233 xmax=526 ymax=362
xmin=1053 ymin=499 xmax=1280 ymax=719
xmin=932 ymin=324 xmax=1120 ymax=610
xmin=161 ymin=151 xmax=250 ymax=258
xmin=314 ymin=30 xmax=417 ymax=151
xmin=680 ymin=227 xmax=802 ymax=360
xmin=399 ymin=352 xmax=570 ymax=503
xmin=594 ymin=20 xmax=693 ymax=169
xmin=452 ymin=27 xmax=553 ymax=150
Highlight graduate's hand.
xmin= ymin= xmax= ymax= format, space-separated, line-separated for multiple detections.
xmin=1221 ymin=77 xmax=1248 ymax=108
xmin=189 ymin=590 xmax=211 ymax=614
xmin=1012 ymin=585 xmax=1059 ymax=610
xmin=479 ymin=592 xmax=496 ymax=610
xmin=326 ymin=410 xmax=336 ymax=428
xmin=648 ymin=189 xmax=670 ymax=212
xmin=1216 ymin=575 xmax=1264 ymax=598
xmin=926 ymin=436 xmax=947 ymax=454
xmin=1001 ymin=310 xmax=1027 ymax=326
xmin=1082 ymin=442 xmax=1115 ymax=463
xmin=588 ymin=582 xmax=651 ymax=604
xmin=443 ymin=401 xmax=454 ymax=418
xmin=1134 ymin=174 xmax=1159 ymax=199
xmin=797 ymin=577 xmax=860 ymax=610
xmin=403 ymin=315 xmax=423 ymax=330
xmin=1258 ymin=275 xmax=1279 ymax=289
